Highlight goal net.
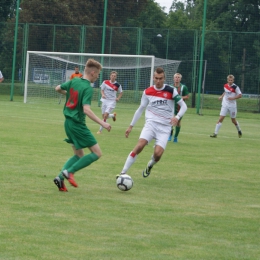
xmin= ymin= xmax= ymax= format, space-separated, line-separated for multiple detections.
xmin=24 ymin=51 xmax=181 ymax=104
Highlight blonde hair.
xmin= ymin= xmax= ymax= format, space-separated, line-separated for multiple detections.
xmin=174 ymin=73 xmax=182 ymax=79
xmin=110 ymin=71 xmax=118 ymax=75
xmin=227 ymin=74 xmax=235 ymax=80
xmin=85 ymin=59 xmax=102 ymax=72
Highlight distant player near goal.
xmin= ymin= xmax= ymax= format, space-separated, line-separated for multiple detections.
xmin=70 ymin=65 xmax=83 ymax=80
xmin=117 ymin=67 xmax=187 ymax=178
xmin=210 ymin=74 xmax=242 ymax=138
xmin=168 ymin=73 xmax=189 ymax=143
xmin=0 ymin=70 xmax=4 ymax=83
xmin=97 ymin=71 xmax=123 ymax=134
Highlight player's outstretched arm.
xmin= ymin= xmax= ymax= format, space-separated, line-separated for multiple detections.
xmin=101 ymin=90 xmax=106 ymax=99
xmin=176 ymin=99 xmax=187 ymax=118
xmin=84 ymin=105 xmax=111 ymax=132
xmin=125 ymin=92 xmax=147 ymax=137
xmin=182 ymin=95 xmax=189 ymax=101
xmin=55 ymin=85 xmax=67 ymax=95
xmin=125 ymin=125 xmax=133 ymax=138
xmin=218 ymin=92 xmax=225 ymax=100
xmin=116 ymin=92 xmax=123 ymax=101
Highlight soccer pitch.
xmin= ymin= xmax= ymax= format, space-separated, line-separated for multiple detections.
xmin=0 ymin=100 xmax=259 ymax=259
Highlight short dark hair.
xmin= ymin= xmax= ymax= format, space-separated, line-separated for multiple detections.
xmin=154 ymin=67 xmax=165 ymax=77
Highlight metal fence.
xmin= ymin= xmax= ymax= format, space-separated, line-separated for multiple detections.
xmin=0 ymin=22 xmax=259 ymax=112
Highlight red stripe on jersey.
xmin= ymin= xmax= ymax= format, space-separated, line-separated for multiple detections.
xmin=145 ymin=86 xmax=173 ymax=100
xmin=224 ymin=83 xmax=236 ymax=93
xmin=104 ymin=80 xmax=119 ymax=91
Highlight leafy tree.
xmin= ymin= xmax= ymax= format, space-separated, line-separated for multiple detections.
xmin=127 ymin=0 xmax=167 ymax=28
xmin=166 ymin=0 xmax=201 ymax=29
xmin=18 ymin=0 xmax=149 ymax=26
xmin=19 ymin=0 xmax=97 ymax=25
xmin=0 ymin=0 xmax=17 ymax=78
xmin=205 ymin=0 xmax=260 ymax=32
xmin=105 ymin=0 xmax=149 ymax=27
xmin=166 ymin=0 xmax=260 ymax=32
xmin=0 ymin=0 xmax=17 ymax=22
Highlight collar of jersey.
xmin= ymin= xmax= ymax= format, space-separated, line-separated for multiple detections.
xmin=153 ymin=84 xmax=166 ymax=91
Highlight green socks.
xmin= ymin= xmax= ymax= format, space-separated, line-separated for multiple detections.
xmin=58 ymin=153 xmax=99 ymax=179
xmin=174 ymin=126 xmax=181 ymax=138
xmin=170 ymin=127 xmax=173 ymax=136
xmin=59 ymin=155 xmax=80 ymax=180
xmin=67 ymin=152 xmax=99 ymax=173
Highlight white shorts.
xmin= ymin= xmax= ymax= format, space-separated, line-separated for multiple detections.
xmin=220 ymin=106 xmax=237 ymax=118
xmin=101 ymin=100 xmax=116 ymax=114
xmin=139 ymin=121 xmax=171 ymax=150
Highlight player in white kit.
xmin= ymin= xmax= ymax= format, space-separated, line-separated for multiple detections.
xmin=0 ymin=70 xmax=4 ymax=83
xmin=97 ymin=71 xmax=123 ymax=134
xmin=118 ymin=67 xmax=187 ymax=178
xmin=210 ymin=74 xmax=242 ymax=138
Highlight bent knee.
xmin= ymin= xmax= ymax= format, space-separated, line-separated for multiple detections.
xmin=95 ymin=151 xmax=102 ymax=158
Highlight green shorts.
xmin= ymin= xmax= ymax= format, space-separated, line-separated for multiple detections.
xmin=64 ymin=118 xmax=97 ymax=150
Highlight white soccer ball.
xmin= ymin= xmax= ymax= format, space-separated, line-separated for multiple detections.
xmin=116 ymin=174 xmax=133 ymax=191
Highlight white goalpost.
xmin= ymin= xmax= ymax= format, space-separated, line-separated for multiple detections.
xmin=24 ymin=51 xmax=181 ymax=104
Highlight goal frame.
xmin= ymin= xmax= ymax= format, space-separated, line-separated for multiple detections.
xmin=24 ymin=51 xmax=155 ymax=103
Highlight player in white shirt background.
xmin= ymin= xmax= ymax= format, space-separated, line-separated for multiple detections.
xmin=117 ymin=67 xmax=187 ymax=178
xmin=97 ymin=71 xmax=123 ymax=134
xmin=0 ymin=70 xmax=4 ymax=83
xmin=210 ymin=74 xmax=242 ymax=138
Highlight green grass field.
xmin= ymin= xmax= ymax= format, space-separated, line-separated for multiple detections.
xmin=0 ymin=100 xmax=259 ymax=259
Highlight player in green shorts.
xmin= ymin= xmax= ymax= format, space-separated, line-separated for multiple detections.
xmin=53 ymin=59 xmax=111 ymax=192
xmin=168 ymin=73 xmax=189 ymax=143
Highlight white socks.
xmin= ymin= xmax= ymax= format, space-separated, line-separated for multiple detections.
xmin=214 ymin=121 xmax=241 ymax=134
xmin=148 ymin=155 xmax=157 ymax=167
xmin=215 ymin=122 xmax=222 ymax=134
xmin=121 ymin=151 xmax=137 ymax=174
xmin=235 ymin=121 xmax=241 ymax=131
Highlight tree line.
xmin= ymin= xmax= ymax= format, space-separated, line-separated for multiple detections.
xmin=1 ymin=0 xmax=259 ymax=32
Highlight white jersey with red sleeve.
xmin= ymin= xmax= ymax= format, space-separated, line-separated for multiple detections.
xmin=130 ymin=84 xmax=183 ymax=127
xmin=222 ymin=83 xmax=242 ymax=108
xmin=100 ymin=80 xmax=123 ymax=101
